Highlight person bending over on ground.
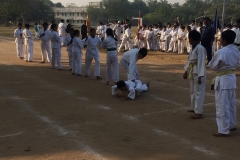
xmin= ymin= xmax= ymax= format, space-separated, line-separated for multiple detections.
xmin=112 ymin=80 xmax=149 ymax=100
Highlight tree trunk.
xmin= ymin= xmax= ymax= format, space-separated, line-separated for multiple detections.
xmin=4 ymin=13 xmax=9 ymax=26
xmin=21 ymin=13 xmax=25 ymax=25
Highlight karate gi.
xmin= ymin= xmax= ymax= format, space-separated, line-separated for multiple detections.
xmin=153 ymin=28 xmax=159 ymax=50
xmin=209 ymin=44 xmax=240 ymax=134
xmin=64 ymin=35 xmax=73 ymax=69
xmin=14 ymin=28 xmax=24 ymax=58
xmin=58 ymin=22 xmax=66 ymax=46
xmin=138 ymin=29 xmax=147 ymax=48
xmin=119 ymin=28 xmax=133 ymax=51
xmin=51 ymin=31 xmax=62 ymax=69
xmin=184 ymin=44 xmax=207 ymax=114
xmin=145 ymin=30 xmax=154 ymax=50
xmin=99 ymin=25 xmax=105 ymax=39
xmin=72 ymin=36 xmax=84 ymax=75
xmin=189 ymin=24 xmax=196 ymax=30
xmin=177 ymin=29 xmax=186 ymax=54
xmin=234 ymin=28 xmax=240 ymax=51
xmin=164 ymin=28 xmax=172 ymax=51
xmin=186 ymin=32 xmax=191 ymax=53
xmin=84 ymin=36 xmax=102 ymax=76
xmin=159 ymin=30 xmax=166 ymax=51
xmin=167 ymin=28 xmax=178 ymax=52
xmin=112 ymin=80 xmax=148 ymax=100
xmin=39 ymin=29 xmax=51 ymax=63
xmin=113 ymin=25 xmax=123 ymax=47
xmin=22 ymin=29 xmax=34 ymax=61
xmin=102 ymin=36 xmax=119 ymax=82
xmin=120 ymin=49 xmax=140 ymax=80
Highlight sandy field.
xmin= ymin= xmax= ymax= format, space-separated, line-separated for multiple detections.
xmin=0 ymin=29 xmax=240 ymax=160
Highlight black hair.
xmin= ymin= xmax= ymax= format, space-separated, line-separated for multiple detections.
xmin=66 ymin=20 xmax=69 ymax=23
xmin=35 ymin=22 xmax=37 ymax=25
xmin=187 ymin=26 xmax=191 ymax=31
xmin=167 ymin=23 xmax=171 ymax=26
xmin=60 ymin=19 xmax=64 ymax=23
xmin=188 ymin=30 xmax=201 ymax=42
xmin=116 ymin=80 xmax=126 ymax=88
xmin=228 ymin=24 xmax=233 ymax=28
xmin=221 ymin=30 xmax=236 ymax=44
xmin=51 ymin=24 xmax=57 ymax=30
xmin=181 ymin=26 xmax=185 ymax=30
xmin=43 ymin=22 xmax=48 ymax=26
xmin=25 ymin=24 xmax=30 ymax=28
xmin=68 ymin=30 xmax=80 ymax=45
xmin=70 ymin=28 xmax=74 ymax=31
xmin=51 ymin=20 xmax=55 ymax=23
xmin=237 ymin=19 xmax=240 ymax=23
xmin=143 ymin=24 xmax=146 ymax=28
xmin=18 ymin=23 xmax=22 ymax=26
xmin=99 ymin=22 xmax=103 ymax=25
xmin=106 ymin=28 xmax=117 ymax=41
xmin=138 ymin=48 xmax=148 ymax=57
xmin=90 ymin=28 xmax=96 ymax=33
xmin=192 ymin=20 xmax=195 ymax=22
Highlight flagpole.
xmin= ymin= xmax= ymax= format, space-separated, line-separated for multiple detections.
xmin=221 ymin=0 xmax=226 ymax=32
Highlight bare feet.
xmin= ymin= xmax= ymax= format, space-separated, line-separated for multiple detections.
xmin=187 ymin=110 xmax=195 ymax=113
xmin=189 ymin=114 xmax=203 ymax=119
xmin=213 ymin=132 xmax=230 ymax=137
xmin=84 ymin=75 xmax=89 ymax=77
xmin=96 ymin=76 xmax=102 ymax=80
xmin=146 ymin=81 xmax=150 ymax=89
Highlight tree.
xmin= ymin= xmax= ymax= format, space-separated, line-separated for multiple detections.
xmin=66 ymin=3 xmax=78 ymax=7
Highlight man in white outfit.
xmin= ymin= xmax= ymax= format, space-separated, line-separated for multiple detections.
xmin=167 ymin=25 xmax=178 ymax=53
xmin=39 ymin=23 xmax=52 ymax=63
xmin=118 ymin=25 xmax=133 ymax=51
xmin=22 ymin=24 xmax=34 ymax=62
xmin=14 ymin=23 xmax=24 ymax=59
xmin=183 ymin=30 xmax=207 ymax=119
xmin=120 ymin=48 xmax=148 ymax=81
xmin=163 ymin=23 xmax=172 ymax=52
xmin=58 ymin=19 xmax=66 ymax=46
xmin=113 ymin=21 xmax=123 ymax=47
xmin=209 ymin=30 xmax=240 ymax=137
xmin=234 ymin=19 xmax=240 ymax=51
xmin=189 ymin=20 xmax=197 ymax=30
xmin=112 ymin=80 xmax=149 ymax=100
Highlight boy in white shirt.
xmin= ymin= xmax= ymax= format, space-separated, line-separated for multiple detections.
xmin=64 ymin=28 xmax=75 ymax=70
xmin=183 ymin=30 xmax=207 ymax=119
xmin=145 ymin=25 xmax=154 ymax=50
xmin=177 ymin=26 xmax=186 ymax=54
xmin=118 ymin=25 xmax=133 ymax=51
xmin=39 ymin=23 xmax=52 ymax=63
xmin=209 ymin=30 xmax=240 ymax=137
xmin=159 ymin=26 xmax=166 ymax=52
xmin=167 ymin=25 xmax=178 ymax=53
xmin=22 ymin=24 xmax=34 ymax=62
xmin=163 ymin=23 xmax=172 ymax=52
xmin=14 ymin=23 xmax=24 ymax=59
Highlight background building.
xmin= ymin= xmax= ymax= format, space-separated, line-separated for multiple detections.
xmin=89 ymin=2 xmax=103 ymax=8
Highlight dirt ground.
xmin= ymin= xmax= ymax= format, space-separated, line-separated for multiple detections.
xmin=0 ymin=33 xmax=240 ymax=160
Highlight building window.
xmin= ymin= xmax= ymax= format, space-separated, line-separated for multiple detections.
xmin=70 ymin=13 xmax=71 ymax=16
xmin=81 ymin=13 xmax=82 ymax=16
xmin=65 ymin=13 xmax=67 ymax=16
xmin=62 ymin=13 xmax=64 ymax=16
xmin=57 ymin=13 xmax=59 ymax=16
xmin=78 ymin=20 xmax=79 ymax=23
xmin=72 ymin=20 xmax=74 ymax=23
xmin=72 ymin=13 xmax=74 ymax=16
xmin=77 ymin=13 xmax=79 ymax=16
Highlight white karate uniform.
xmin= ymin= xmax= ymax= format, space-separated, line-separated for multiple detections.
xmin=164 ymin=28 xmax=172 ymax=51
xmin=111 ymin=80 xmax=148 ymax=100
xmin=51 ymin=31 xmax=62 ymax=69
xmin=184 ymin=44 xmax=207 ymax=114
xmin=102 ymin=36 xmax=119 ymax=82
xmin=153 ymin=28 xmax=159 ymax=50
xmin=145 ymin=30 xmax=154 ymax=50
xmin=58 ymin=22 xmax=66 ymax=45
xmin=99 ymin=25 xmax=105 ymax=39
xmin=14 ymin=28 xmax=24 ymax=58
xmin=168 ymin=28 xmax=178 ymax=52
xmin=209 ymin=44 xmax=240 ymax=134
xmin=39 ymin=29 xmax=51 ymax=63
xmin=22 ymin=29 xmax=34 ymax=61
xmin=189 ymin=24 xmax=197 ymax=30
xmin=119 ymin=28 xmax=133 ymax=50
xmin=84 ymin=36 xmax=102 ymax=76
xmin=186 ymin=32 xmax=191 ymax=53
xmin=177 ymin=29 xmax=186 ymax=54
xmin=113 ymin=25 xmax=123 ymax=47
xmin=72 ymin=36 xmax=84 ymax=75
xmin=196 ymin=27 xmax=201 ymax=33
xmin=138 ymin=29 xmax=147 ymax=48
xmin=234 ymin=28 xmax=240 ymax=51
xmin=120 ymin=49 xmax=140 ymax=80
xmin=64 ymin=35 xmax=74 ymax=69
xmin=159 ymin=30 xmax=166 ymax=51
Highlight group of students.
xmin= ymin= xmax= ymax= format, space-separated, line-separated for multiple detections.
xmin=13 ymin=18 xmax=240 ymax=137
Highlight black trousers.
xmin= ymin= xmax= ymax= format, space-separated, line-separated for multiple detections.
xmin=201 ymin=41 xmax=212 ymax=64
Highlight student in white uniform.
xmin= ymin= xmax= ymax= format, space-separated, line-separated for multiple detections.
xmin=209 ymin=30 xmax=240 ymax=137
xmin=167 ymin=25 xmax=178 ymax=53
xmin=84 ymin=28 xmax=103 ymax=79
xmin=183 ymin=30 xmax=207 ymax=119
xmin=51 ymin=24 xmax=62 ymax=70
xmin=120 ymin=48 xmax=148 ymax=81
xmin=145 ymin=25 xmax=154 ymax=51
xmin=113 ymin=21 xmax=123 ymax=47
xmin=196 ymin=22 xmax=202 ymax=33
xmin=159 ymin=26 xmax=166 ymax=52
xmin=64 ymin=28 xmax=75 ymax=70
xmin=22 ymin=24 xmax=34 ymax=62
xmin=153 ymin=24 xmax=159 ymax=51
xmin=189 ymin=20 xmax=197 ymax=30
xmin=118 ymin=25 xmax=133 ymax=51
xmin=234 ymin=19 xmax=240 ymax=51
xmin=102 ymin=28 xmax=119 ymax=85
xmin=112 ymin=80 xmax=149 ymax=100
xmin=177 ymin=26 xmax=186 ymax=54
xmin=138 ymin=25 xmax=147 ymax=48
xmin=163 ymin=23 xmax=172 ymax=52
xmin=186 ymin=26 xmax=192 ymax=54
xmin=39 ymin=23 xmax=52 ymax=63
xmin=72 ymin=30 xmax=84 ymax=76
xmin=58 ymin=19 xmax=66 ymax=46
xmin=14 ymin=23 xmax=24 ymax=59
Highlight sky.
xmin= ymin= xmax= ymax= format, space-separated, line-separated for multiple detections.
xmin=51 ymin=0 xmax=185 ymax=7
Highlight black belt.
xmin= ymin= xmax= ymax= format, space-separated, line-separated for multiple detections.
xmin=234 ymin=43 xmax=240 ymax=46
xmin=107 ymin=48 xmax=117 ymax=51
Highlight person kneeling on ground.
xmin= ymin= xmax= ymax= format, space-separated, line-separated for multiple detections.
xmin=112 ymin=80 xmax=149 ymax=100
xmin=209 ymin=30 xmax=240 ymax=137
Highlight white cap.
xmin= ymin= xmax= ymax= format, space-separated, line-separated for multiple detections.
xmin=118 ymin=21 xmax=121 ymax=24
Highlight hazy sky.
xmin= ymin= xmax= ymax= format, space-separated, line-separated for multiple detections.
xmin=51 ymin=0 xmax=185 ymax=7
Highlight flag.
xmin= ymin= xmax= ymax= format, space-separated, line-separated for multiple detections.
xmin=138 ymin=10 xmax=140 ymax=40
xmin=213 ymin=9 xmax=220 ymax=34
xmin=86 ymin=14 xmax=91 ymax=34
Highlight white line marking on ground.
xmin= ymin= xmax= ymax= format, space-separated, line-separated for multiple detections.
xmin=150 ymin=95 xmax=183 ymax=106
xmin=143 ymin=107 xmax=189 ymax=116
xmin=121 ymin=114 xmax=139 ymax=122
xmin=98 ymin=105 xmax=111 ymax=110
xmin=77 ymin=97 xmax=90 ymax=101
xmin=0 ymin=132 xmax=23 ymax=138
xmin=193 ymin=146 xmax=216 ymax=156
